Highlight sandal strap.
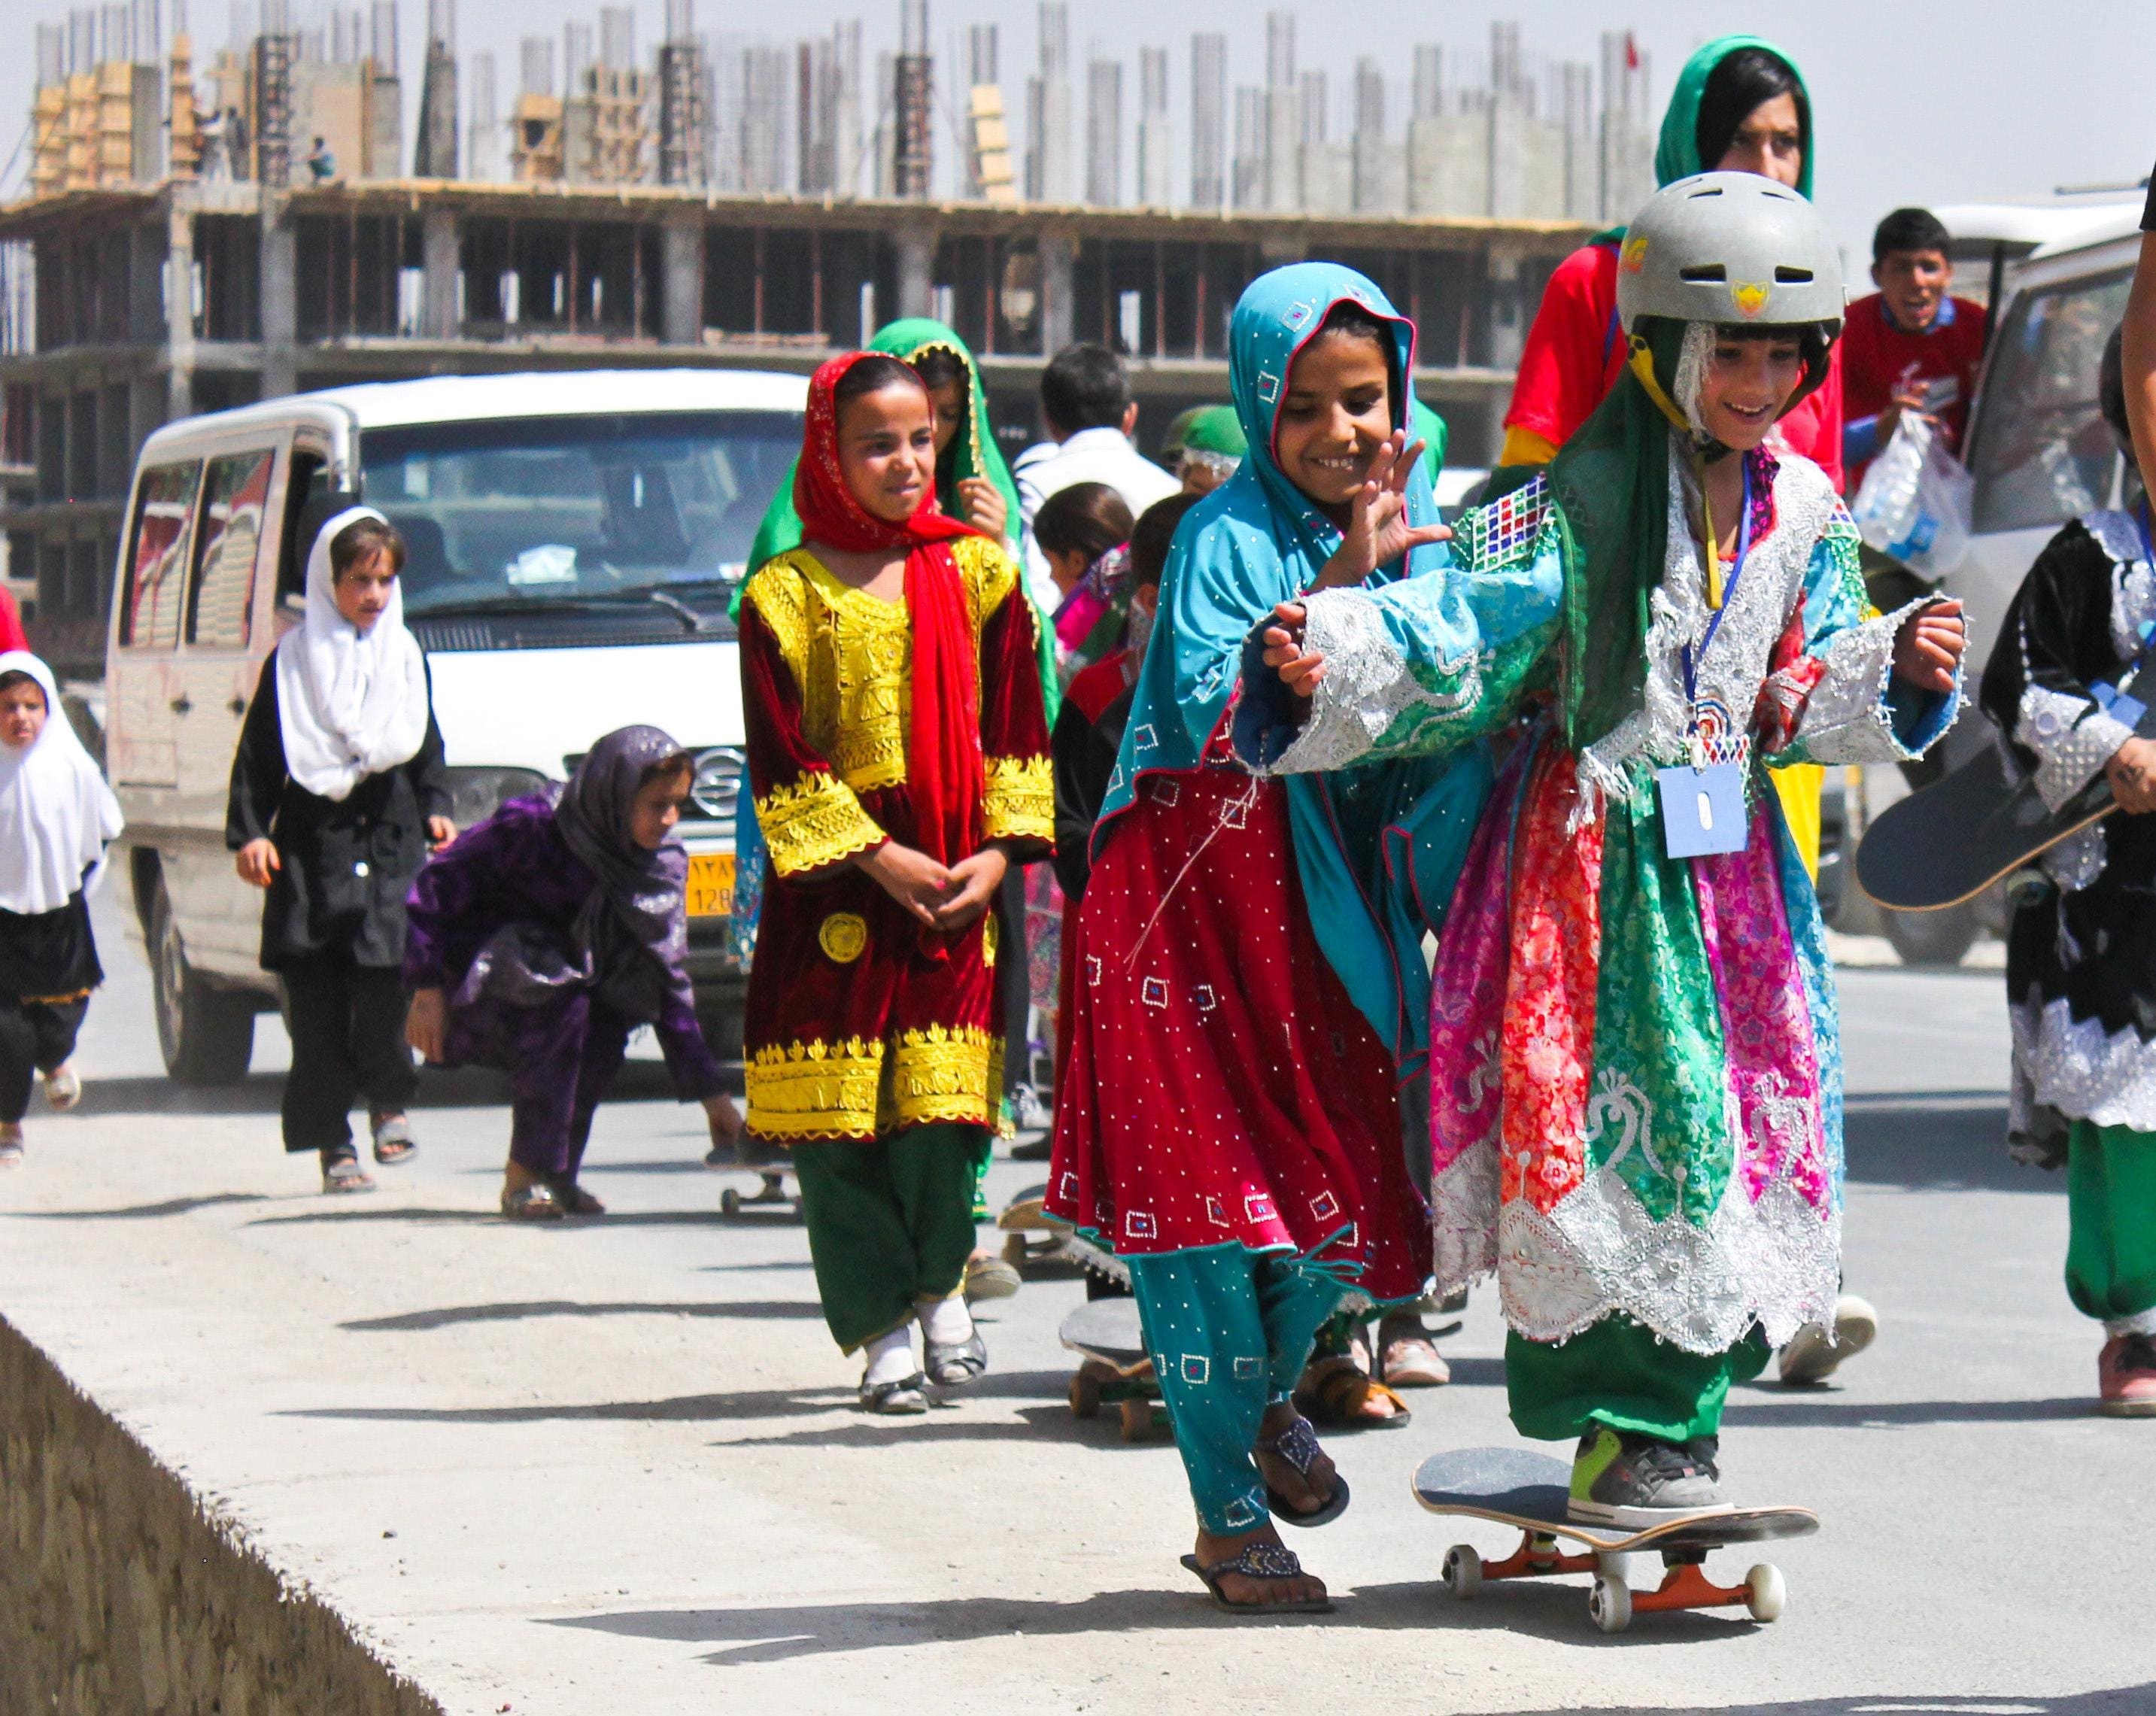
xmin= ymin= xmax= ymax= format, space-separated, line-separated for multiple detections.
xmin=1254 ymin=1413 xmax=1323 ymax=1475
xmin=863 ymin=1373 xmax=928 ymax=1405
xmin=1205 ymin=1543 xmax=1306 ymax=1582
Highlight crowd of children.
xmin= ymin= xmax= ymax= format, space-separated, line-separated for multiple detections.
xmin=17 ymin=17 xmax=2156 ymax=1637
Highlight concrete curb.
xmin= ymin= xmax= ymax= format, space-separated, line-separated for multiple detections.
xmin=0 ymin=1312 xmax=445 ymax=1716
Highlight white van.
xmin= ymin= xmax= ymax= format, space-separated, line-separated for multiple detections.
xmin=105 ymin=369 xmax=805 ymax=1082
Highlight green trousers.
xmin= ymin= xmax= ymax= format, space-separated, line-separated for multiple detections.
xmin=2066 ymin=1120 xmax=2156 ymax=1329
xmin=1507 ymin=1315 xmax=1771 ymax=1444
xmin=1125 ymin=1246 xmax=1343 ymax=1537
xmin=792 ymin=1123 xmax=992 ymax=1353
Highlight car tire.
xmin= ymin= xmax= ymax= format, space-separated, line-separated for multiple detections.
xmin=1881 ymin=904 xmax=1978 ymax=969
xmin=149 ymin=876 xmax=256 ymax=1086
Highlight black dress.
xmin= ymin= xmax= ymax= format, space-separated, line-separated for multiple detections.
xmin=223 ymin=644 xmax=451 ymax=972
xmin=1978 ymin=511 xmax=2156 ymax=1165
xmin=0 ymin=888 xmax=102 ymax=1001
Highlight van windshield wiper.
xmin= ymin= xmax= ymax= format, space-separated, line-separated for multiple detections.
xmin=408 ymin=589 xmax=728 ymax=633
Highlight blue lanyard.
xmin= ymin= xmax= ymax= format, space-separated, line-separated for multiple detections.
xmin=1683 ymin=456 xmax=1755 ymax=711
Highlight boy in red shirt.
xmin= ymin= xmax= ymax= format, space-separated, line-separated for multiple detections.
xmin=1841 ymin=207 xmax=1989 ymax=494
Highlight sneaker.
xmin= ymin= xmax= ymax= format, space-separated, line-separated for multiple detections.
xmin=2098 ymin=1333 xmax=2156 ymax=1417
xmin=1778 ymin=1294 xmax=1879 ymax=1386
xmin=1568 ymin=1426 xmax=1732 ymax=1526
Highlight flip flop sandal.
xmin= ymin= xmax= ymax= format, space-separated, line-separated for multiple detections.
xmin=925 ymin=1330 xmax=988 ymax=1388
xmin=500 ymin=1183 xmax=564 ymax=1222
xmin=1254 ymin=1414 xmax=1350 ymax=1528
xmin=369 ymin=1113 xmax=417 ymax=1166
xmin=42 ymin=1065 xmax=80 ymax=1112
xmin=321 ymin=1153 xmax=376 ymax=1195
xmin=1295 ymin=1355 xmax=1412 ymax=1431
xmin=548 ymin=1180 xmax=607 ymax=1217
xmin=1179 ymin=1544 xmax=1334 ymax=1615
xmin=1380 ymin=1335 xmax=1451 ymax=1388
xmin=860 ymin=1373 xmax=931 ymax=1414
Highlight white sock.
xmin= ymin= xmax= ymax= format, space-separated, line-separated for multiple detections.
xmin=918 ymin=1294 xmax=973 ymax=1347
xmin=862 ymin=1323 xmax=916 ymax=1389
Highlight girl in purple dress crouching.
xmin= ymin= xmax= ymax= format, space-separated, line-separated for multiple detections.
xmin=403 ymin=725 xmax=743 ymax=1220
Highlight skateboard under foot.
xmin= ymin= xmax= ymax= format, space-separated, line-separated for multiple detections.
xmin=1414 ymin=1447 xmax=1816 ymax=1634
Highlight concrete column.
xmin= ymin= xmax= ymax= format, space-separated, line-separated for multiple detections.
xmin=164 ymin=191 xmax=196 ymax=422
xmin=421 ymin=206 xmax=460 ymax=341
xmin=660 ymin=211 xmax=703 ymax=346
xmin=894 ymin=228 xmax=936 ymax=321
xmin=259 ymin=193 xmax=297 ymax=399
xmin=1037 ymin=230 xmax=1075 ymax=357
xmin=1485 ymin=250 xmax=1524 ymax=372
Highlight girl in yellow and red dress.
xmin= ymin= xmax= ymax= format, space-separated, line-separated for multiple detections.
xmin=738 ymin=353 xmax=1053 ymax=1413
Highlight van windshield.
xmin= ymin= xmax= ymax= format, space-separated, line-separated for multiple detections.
xmin=359 ymin=411 xmax=800 ymax=615
xmin=1968 ymin=269 xmax=2131 ymax=536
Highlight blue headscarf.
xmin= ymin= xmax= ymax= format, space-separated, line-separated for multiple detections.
xmin=1095 ymin=262 xmax=1489 ymax=1064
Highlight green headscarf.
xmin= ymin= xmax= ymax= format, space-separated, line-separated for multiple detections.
xmin=1655 ymin=35 xmax=1813 ymax=198
xmin=1548 ymin=320 xmax=1687 ymax=752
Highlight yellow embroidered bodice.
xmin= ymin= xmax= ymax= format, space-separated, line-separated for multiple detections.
xmin=745 ymin=536 xmax=1019 ymax=795
xmin=745 ymin=535 xmax=1050 ymax=878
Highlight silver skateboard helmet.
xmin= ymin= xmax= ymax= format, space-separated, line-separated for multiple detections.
xmin=1614 ymin=171 xmax=1844 ymax=339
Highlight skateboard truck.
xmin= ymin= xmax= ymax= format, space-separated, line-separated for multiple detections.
xmin=1443 ymin=1533 xmax=1787 ymax=1634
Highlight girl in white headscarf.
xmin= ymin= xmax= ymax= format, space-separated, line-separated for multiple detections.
xmin=0 ymin=652 xmax=123 ymax=1166
xmin=226 ymin=509 xmax=453 ymax=1194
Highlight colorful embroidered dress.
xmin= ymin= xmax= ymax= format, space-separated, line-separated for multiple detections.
xmin=1239 ymin=444 xmax=1957 ymax=1358
xmin=739 ymin=362 xmax=1052 ymax=1146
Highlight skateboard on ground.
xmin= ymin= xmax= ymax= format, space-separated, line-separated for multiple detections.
xmin=1058 ymin=1295 xmax=1167 ymax=1441
xmin=994 ymin=1183 xmax=1131 ymax=1288
xmin=710 ymin=1138 xmax=801 ymax=1220
xmin=1855 ymin=703 xmax=2156 ymax=913
xmin=1412 ymin=1447 xmax=1817 ymax=1634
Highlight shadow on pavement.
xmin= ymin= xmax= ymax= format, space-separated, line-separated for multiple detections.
xmin=1481 ymin=1695 xmax=2151 ymax=1714
xmin=342 ymin=1298 xmax=824 ymax=1332
xmin=1844 ymin=1102 xmax=2047 ymax=1194
xmin=280 ymin=1383 xmax=861 ymax=1424
xmin=245 ymin=1204 xmax=730 ymax=1228
xmin=1723 ymin=1394 xmax=2088 ymax=1427
xmin=67 ymin=1060 xmax=689 ymax=1117
xmin=4 ymin=1192 xmax=270 ymax=1220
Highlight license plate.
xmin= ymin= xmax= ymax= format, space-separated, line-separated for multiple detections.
xmin=686 ymin=852 xmax=736 ymax=919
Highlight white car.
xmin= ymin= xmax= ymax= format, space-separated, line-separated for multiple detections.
xmin=105 ymin=369 xmax=805 ymax=1082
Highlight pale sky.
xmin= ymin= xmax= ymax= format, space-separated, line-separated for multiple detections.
xmin=3 ymin=0 xmax=2151 ymax=272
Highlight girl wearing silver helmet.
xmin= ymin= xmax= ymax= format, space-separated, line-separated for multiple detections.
xmin=1237 ymin=173 xmax=1967 ymax=1524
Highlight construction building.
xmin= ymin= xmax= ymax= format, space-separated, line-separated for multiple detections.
xmin=0 ymin=3 xmax=1650 ymax=672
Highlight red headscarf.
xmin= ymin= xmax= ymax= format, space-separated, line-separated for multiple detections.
xmin=794 ymin=352 xmax=986 ymax=889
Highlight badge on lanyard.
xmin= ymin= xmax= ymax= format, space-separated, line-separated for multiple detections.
xmin=1660 ymin=462 xmax=1754 ymax=862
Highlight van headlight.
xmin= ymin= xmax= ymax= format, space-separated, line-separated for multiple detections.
xmin=691 ymin=747 xmax=746 ymax=829
xmin=443 ymin=766 xmax=550 ymax=829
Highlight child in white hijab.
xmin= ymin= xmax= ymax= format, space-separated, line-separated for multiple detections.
xmin=226 ymin=509 xmax=453 ymax=1193
xmin=0 ymin=652 xmax=123 ymax=1166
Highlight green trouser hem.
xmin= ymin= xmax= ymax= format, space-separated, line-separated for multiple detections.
xmin=1125 ymin=1244 xmax=1345 ymax=1538
xmin=1505 ymin=1315 xmax=1771 ymax=1444
xmin=2065 ymin=1119 xmax=2156 ymax=1326
xmin=793 ymin=1123 xmax=993 ymax=1353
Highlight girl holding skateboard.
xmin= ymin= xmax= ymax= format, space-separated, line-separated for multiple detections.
xmin=1243 ymin=177 xmax=1966 ymax=1524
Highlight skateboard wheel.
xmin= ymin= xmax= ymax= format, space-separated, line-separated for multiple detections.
xmin=719 ymin=1188 xmax=742 ymax=1216
xmin=1745 ymin=1563 xmax=1786 ymax=1623
xmin=1589 ymin=1574 xmax=1632 ymax=1635
xmin=1441 ymin=1544 xmax=1481 ymax=1600
xmin=1069 ymin=1370 xmax=1102 ymax=1420
xmin=1118 ymin=1398 xmax=1152 ymax=1442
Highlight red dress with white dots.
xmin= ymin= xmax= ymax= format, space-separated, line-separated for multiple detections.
xmin=1046 ymin=721 xmax=1426 ymax=1304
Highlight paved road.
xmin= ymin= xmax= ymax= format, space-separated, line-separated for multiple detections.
xmin=0 ymin=897 xmax=2148 ymax=1714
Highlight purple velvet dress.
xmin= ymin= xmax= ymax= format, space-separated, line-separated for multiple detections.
xmin=403 ymin=794 xmax=724 ymax=1180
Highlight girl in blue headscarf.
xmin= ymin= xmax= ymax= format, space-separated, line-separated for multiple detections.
xmin=1045 ymin=263 xmax=1560 ymax=1614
